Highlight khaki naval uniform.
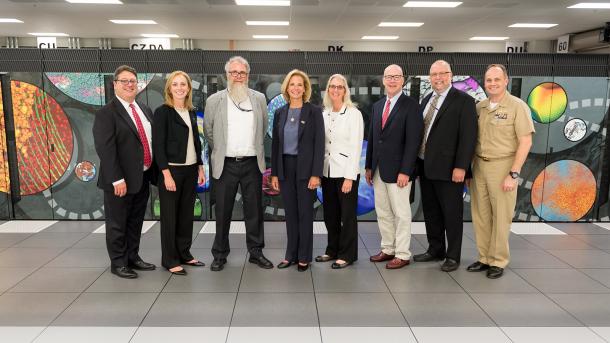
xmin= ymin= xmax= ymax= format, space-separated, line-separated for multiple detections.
xmin=471 ymin=91 xmax=535 ymax=268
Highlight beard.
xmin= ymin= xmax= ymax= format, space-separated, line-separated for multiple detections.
xmin=228 ymin=80 xmax=249 ymax=103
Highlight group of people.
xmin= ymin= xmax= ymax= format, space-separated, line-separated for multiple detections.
xmin=92 ymin=55 xmax=534 ymax=280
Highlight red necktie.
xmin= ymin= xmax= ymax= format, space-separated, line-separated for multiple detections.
xmin=381 ymin=99 xmax=391 ymax=129
xmin=129 ymin=103 xmax=152 ymax=169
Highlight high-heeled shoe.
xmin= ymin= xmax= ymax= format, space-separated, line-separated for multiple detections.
xmin=297 ymin=263 xmax=309 ymax=272
xmin=277 ymin=260 xmax=294 ymax=269
xmin=167 ymin=267 xmax=187 ymax=275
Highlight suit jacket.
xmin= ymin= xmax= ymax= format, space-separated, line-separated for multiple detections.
xmin=420 ymin=87 xmax=478 ymax=181
xmin=271 ymin=102 xmax=325 ymax=181
xmin=152 ymin=104 xmax=203 ymax=170
xmin=93 ymin=96 xmax=157 ymax=194
xmin=365 ymin=93 xmax=423 ymax=183
xmin=203 ymin=88 xmax=267 ymax=179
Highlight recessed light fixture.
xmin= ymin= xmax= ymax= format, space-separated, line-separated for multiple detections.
xmin=28 ymin=32 xmax=69 ymax=36
xmin=403 ymin=1 xmax=462 ymax=8
xmin=246 ymin=21 xmax=289 ymax=26
xmin=509 ymin=23 xmax=557 ymax=28
xmin=362 ymin=35 xmax=399 ymax=40
xmin=470 ymin=36 xmax=509 ymax=40
xmin=0 ymin=18 xmax=23 ymax=23
xmin=568 ymin=3 xmax=610 ymax=8
xmin=379 ymin=22 xmax=424 ymax=27
xmin=66 ymin=0 xmax=123 ymax=3
xmin=252 ymin=35 xmax=288 ymax=39
xmin=236 ymin=0 xmax=290 ymax=6
xmin=141 ymin=33 xmax=179 ymax=38
xmin=110 ymin=20 xmax=157 ymax=24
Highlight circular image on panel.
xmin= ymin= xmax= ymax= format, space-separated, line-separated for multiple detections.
xmin=527 ymin=82 xmax=568 ymax=124
xmin=531 ymin=160 xmax=596 ymax=221
xmin=74 ymin=161 xmax=96 ymax=182
xmin=266 ymin=94 xmax=287 ymax=138
xmin=0 ymin=81 xmax=74 ymax=195
xmin=564 ymin=118 xmax=587 ymax=142
xmin=265 ymin=82 xmax=282 ymax=100
xmin=195 ymin=111 xmax=210 ymax=192
xmin=262 ymin=168 xmax=279 ymax=196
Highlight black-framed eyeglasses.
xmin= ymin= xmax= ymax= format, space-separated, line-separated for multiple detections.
xmin=228 ymin=71 xmax=248 ymax=78
xmin=229 ymin=96 xmax=253 ymax=112
xmin=383 ymin=75 xmax=404 ymax=81
xmin=328 ymin=84 xmax=345 ymax=91
xmin=115 ymin=79 xmax=138 ymax=85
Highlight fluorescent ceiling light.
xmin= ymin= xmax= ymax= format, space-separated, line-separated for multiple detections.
xmin=141 ymin=33 xmax=179 ymax=38
xmin=110 ymin=20 xmax=157 ymax=24
xmin=470 ymin=36 xmax=509 ymax=40
xmin=28 ymin=32 xmax=69 ymax=36
xmin=253 ymin=35 xmax=288 ymax=39
xmin=362 ymin=35 xmax=399 ymax=40
xmin=0 ymin=18 xmax=23 ymax=23
xmin=379 ymin=22 xmax=423 ymax=27
xmin=246 ymin=21 xmax=289 ymax=26
xmin=236 ymin=0 xmax=290 ymax=6
xmin=568 ymin=3 xmax=610 ymax=8
xmin=66 ymin=0 xmax=123 ymax=3
xmin=509 ymin=23 xmax=557 ymax=28
xmin=403 ymin=1 xmax=462 ymax=8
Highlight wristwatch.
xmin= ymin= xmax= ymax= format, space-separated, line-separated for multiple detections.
xmin=509 ymin=171 xmax=520 ymax=179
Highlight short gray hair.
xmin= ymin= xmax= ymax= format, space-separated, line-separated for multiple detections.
xmin=224 ymin=56 xmax=251 ymax=74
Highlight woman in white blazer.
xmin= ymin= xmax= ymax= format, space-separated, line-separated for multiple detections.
xmin=316 ymin=74 xmax=364 ymax=269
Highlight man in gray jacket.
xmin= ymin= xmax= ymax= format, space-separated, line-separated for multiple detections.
xmin=203 ymin=56 xmax=273 ymax=271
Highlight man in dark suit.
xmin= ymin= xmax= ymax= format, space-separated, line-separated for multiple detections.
xmin=93 ymin=65 xmax=157 ymax=279
xmin=413 ymin=60 xmax=478 ymax=272
xmin=365 ymin=64 xmax=423 ymax=269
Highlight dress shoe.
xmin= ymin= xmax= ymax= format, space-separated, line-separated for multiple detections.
xmin=277 ymin=260 xmax=294 ymax=269
xmin=297 ymin=263 xmax=309 ymax=272
xmin=210 ymin=259 xmax=226 ymax=272
xmin=315 ymin=255 xmax=335 ymax=262
xmin=440 ymin=258 xmax=459 ymax=272
xmin=486 ymin=266 xmax=504 ymax=279
xmin=249 ymin=254 xmax=274 ymax=269
xmin=386 ymin=258 xmax=410 ymax=269
xmin=466 ymin=261 xmax=490 ymax=272
xmin=183 ymin=260 xmax=205 ymax=267
xmin=129 ymin=260 xmax=156 ymax=271
xmin=111 ymin=266 xmax=138 ymax=279
xmin=167 ymin=267 xmax=187 ymax=276
xmin=331 ymin=261 xmax=352 ymax=269
xmin=413 ymin=252 xmax=444 ymax=263
xmin=370 ymin=252 xmax=395 ymax=263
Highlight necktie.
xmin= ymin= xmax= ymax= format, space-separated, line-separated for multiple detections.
xmin=381 ymin=99 xmax=391 ymax=129
xmin=129 ymin=103 xmax=152 ymax=169
xmin=419 ymin=94 xmax=440 ymax=157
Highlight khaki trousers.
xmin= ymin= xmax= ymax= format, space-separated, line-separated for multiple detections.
xmin=470 ymin=157 xmax=516 ymax=268
xmin=373 ymin=169 xmax=412 ymax=260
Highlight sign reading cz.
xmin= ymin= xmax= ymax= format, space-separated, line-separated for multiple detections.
xmin=129 ymin=38 xmax=170 ymax=50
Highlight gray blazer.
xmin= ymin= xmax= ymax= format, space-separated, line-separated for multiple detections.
xmin=203 ymin=88 xmax=268 ymax=179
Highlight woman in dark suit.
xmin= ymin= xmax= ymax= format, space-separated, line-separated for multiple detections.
xmin=153 ymin=70 xmax=206 ymax=275
xmin=271 ymin=69 xmax=325 ymax=272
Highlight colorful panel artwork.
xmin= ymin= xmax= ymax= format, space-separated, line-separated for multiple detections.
xmin=266 ymin=93 xmax=287 ymax=138
xmin=528 ymin=82 xmax=568 ymax=124
xmin=195 ymin=111 xmax=210 ymax=192
xmin=531 ymin=160 xmax=596 ymax=221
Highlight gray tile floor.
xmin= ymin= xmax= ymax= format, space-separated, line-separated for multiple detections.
xmin=0 ymin=221 xmax=609 ymax=342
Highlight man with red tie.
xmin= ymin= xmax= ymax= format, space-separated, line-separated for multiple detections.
xmin=365 ymin=64 xmax=423 ymax=269
xmin=93 ymin=65 xmax=157 ymax=279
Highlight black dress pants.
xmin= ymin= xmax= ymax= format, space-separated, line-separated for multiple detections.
xmin=159 ymin=164 xmax=198 ymax=269
xmin=321 ymin=175 xmax=359 ymax=262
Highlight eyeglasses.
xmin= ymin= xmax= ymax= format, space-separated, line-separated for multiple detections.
xmin=228 ymin=95 xmax=253 ymax=112
xmin=328 ymin=84 xmax=345 ymax=91
xmin=383 ymin=74 xmax=404 ymax=81
xmin=228 ymin=71 xmax=248 ymax=78
xmin=430 ymin=71 xmax=452 ymax=78
xmin=115 ymin=79 xmax=138 ymax=85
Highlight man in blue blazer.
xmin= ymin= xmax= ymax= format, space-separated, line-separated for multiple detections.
xmin=365 ymin=64 xmax=424 ymax=269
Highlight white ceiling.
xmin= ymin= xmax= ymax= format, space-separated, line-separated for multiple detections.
xmin=0 ymin=0 xmax=607 ymax=41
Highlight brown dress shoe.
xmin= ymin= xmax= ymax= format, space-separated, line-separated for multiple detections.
xmin=370 ymin=252 xmax=395 ymax=262
xmin=386 ymin=258 xmax=410 ymax=269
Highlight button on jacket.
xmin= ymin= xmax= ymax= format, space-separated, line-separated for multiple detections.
xmin=322 ymin=104 xmax=364 ymax=180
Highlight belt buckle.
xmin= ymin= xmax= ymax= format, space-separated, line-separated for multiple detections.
xmin=235 ymin=156 xmax=244 ymax=162
xmin=481 ymin=156 xmax=490 ymax=161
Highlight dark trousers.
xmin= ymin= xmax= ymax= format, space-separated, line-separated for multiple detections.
xmin=159 ymin=164 xmax=198 ymax=269
xmin=321 ymin=175 xmax=359 ymax=262
xmin=212 ymin=157 xmax=265 ymax=260
xmin=104 ymin=170 xmax=151 ymax=268
xmin=419 ymin=159 xmax=464 ymax=262
xmin=280 ymin=155 xmax=315 ymax=263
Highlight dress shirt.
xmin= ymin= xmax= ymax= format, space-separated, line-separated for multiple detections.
xmin=385 ymin=92 xmax=402 ymax=118
xmin=226 ymin=95 xmax=256 ymax=157
xmin=322 ymin=104 xmax=364 ymax=180
xmin=418 ymin=86 xmax=450 ymax=159
xmin=283 ymin=107 xmax=302 ymax=155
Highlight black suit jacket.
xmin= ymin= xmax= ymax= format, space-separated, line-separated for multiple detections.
xmin=271 ymin=102 xmax=325 ymax=181
xmin=365 ymin=93 xmax=423 ymax=183
xmin=152 ymin=104 xmax=203 ymax=170
xmin=420 ymin=87 xmax=478 ymax=181
xmin=93 ymin=97 xmax=157 ymax=194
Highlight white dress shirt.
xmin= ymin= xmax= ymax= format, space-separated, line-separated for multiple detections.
xmin=322 ymin=104 xmax=364 ymax=180
xmin=226 ymin=95 xmax=256 ymax=157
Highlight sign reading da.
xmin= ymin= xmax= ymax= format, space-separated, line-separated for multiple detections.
xmin=129 ymin=38 xmax=170 ymax=50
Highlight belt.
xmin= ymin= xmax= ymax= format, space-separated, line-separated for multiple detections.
xmin=476 ymin=155 xmax=513 ymax=162
xmin=225 ymin=156 xmax=255 ymax=162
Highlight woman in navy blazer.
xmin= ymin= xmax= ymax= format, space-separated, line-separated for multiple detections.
xmin=152 ymin=71 xmax=205 ymax=275
xmin=271 ymin=69 xmax=325 ymax=271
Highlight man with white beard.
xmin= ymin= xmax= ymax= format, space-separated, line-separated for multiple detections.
xmin=203 ymin=56 xmax=273 ymax=271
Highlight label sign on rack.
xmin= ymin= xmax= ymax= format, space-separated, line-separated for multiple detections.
xmin=129 ymin=38 xmax=170 ymax=50
xmin=557 ymin=35 xmax=570 ymax=53
xmin=37 ymin=37 xmax=57 ymax=49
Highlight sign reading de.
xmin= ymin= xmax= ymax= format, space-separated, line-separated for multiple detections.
xmin=129 ymin=38 xmax=170 ymax=50
xmin=37 ymin=37 xmax=57 ymax=49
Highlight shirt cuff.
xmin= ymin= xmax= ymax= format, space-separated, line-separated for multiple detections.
xmin=112 ymin=179 xmax=125 ymax=186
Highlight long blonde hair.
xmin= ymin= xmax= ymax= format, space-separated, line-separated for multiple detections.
xmin=323 ymin=73 xmax=355 ymax=110
xmin=164 ymin=70 xmax=194 ymax=110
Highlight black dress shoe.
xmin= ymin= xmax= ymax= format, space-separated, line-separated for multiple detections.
xmin=183 ymin=260 xmax=205 ymax=267
xmin=466 ymin=261 xmax=490 ymax=272
xmin=315 ymin=255 xmax=335 ymax=262
xmin=129 ymin=260 xmax=156 ymax=271
xmin=249 ymin=254 xmax=274 ymax=269
xmin=331 ymin=261 xmax=352 ymax=269
xmin=168 ymin=267 xmax=187 ymax=276
xmin=111 ymin=266 xmax=138 ymax=279
xmin=210 ymin=259 xmax=226 ymax=272
xmin=297 ymin=263 xmax=309 ymax=272
xmin=440 ymin=258 xmax=459 ymax=272
xmin=277 ymin=261 xmax=294 ymax=269
xmin=413 ymin=252 xmax=444 ymax=262
xmin=486 ymin=266 xmax=504 ymax=279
